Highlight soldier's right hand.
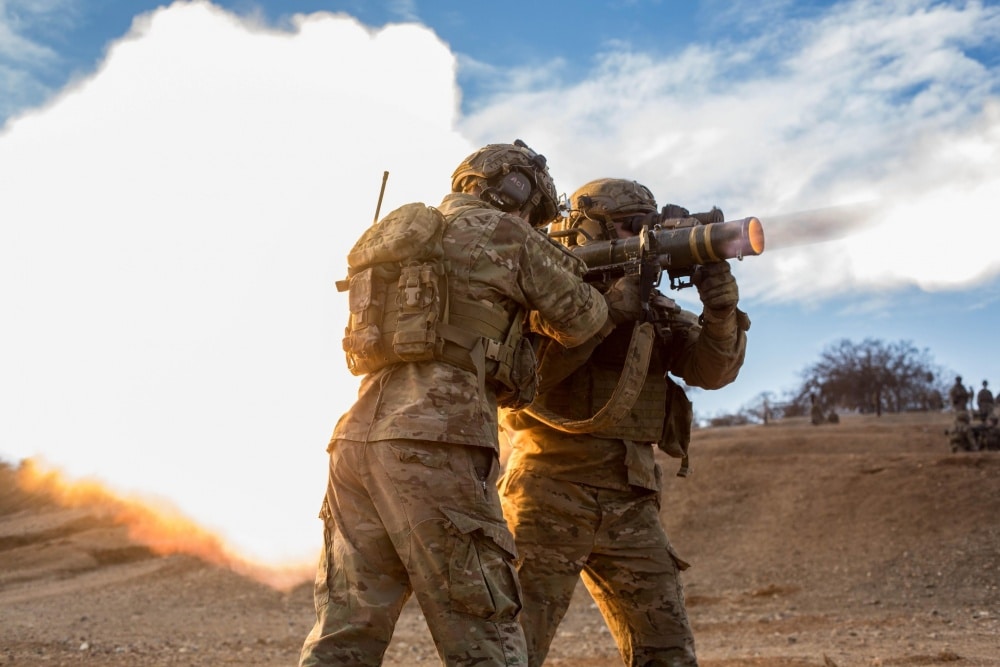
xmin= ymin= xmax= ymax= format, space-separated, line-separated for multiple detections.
xmin=693 ymin=260 xmax=739 ymax=317
xmin=604 ymin=276 xmax=644 ymax=325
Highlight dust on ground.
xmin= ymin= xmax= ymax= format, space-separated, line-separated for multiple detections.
xmin=2 ymin=411 xmax=997 ymax=666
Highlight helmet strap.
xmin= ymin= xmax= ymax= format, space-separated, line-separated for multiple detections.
xmin=573 ymin=212 xmax=618 ymax=242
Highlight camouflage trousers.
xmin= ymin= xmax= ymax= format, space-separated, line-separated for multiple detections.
xmin=299 ymin=439 xmax=527 ymax=667
xmin=499 ymin=467 xmax=697 ymax=667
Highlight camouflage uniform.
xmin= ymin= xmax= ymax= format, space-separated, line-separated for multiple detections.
xmin=976 ymin=381 xmax=994 ymax=422
xmin=300 ymin=149 xmax=609 ymax=666
xmin=948 ymin=412 xmax=979 ymax=452
xmin=981 ymin=418 xmax=1000 ymax=451
xmin=810 ymin=396 xmax=825 ymax=426
xmin=499 ymin=179 xmax=748 ymax=667
xmin=949 ymin=377 xmax=970 ymax=411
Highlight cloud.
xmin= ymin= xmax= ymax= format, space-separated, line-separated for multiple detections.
xmin=457 ymin=0 xmax=1000 ymax=302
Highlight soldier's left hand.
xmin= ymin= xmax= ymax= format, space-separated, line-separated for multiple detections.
xmin=693 ymin=261 xmax=739 ymax=315
xmin=603 ymin=276 xmax=644 ymax=325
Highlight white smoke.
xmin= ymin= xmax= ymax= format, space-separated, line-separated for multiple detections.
xmin=0 ymin=1 xmax=471 ymax=565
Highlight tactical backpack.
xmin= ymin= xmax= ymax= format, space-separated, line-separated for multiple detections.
xmin=337 ymin=202 xmax=537 ymax=409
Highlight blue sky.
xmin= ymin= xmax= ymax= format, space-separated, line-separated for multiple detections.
xmin=2 ymin=0 xmax=999 ymax=569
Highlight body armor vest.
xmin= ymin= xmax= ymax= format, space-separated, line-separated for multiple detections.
xmin=527 ymin=296 xmax=695 ymax=476
xmin=340 ymin=203 xmax=536 ymax=408
xmin=533 ymin=323 xmax=668 ymax=443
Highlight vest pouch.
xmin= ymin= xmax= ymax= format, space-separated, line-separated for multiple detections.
xmin=659 ymin=377 xmax=692 ymax=458
xmin=342 ymin=266 xmax=389 ymax=376
xmin=492 ymin=310 xmax=537 ymax=411
xmin=392 ymin=261 xmax=442 ymax=361
xmin=495 ymin=334 xmax=538 ymax=410
xmin=659 ymin=377 xmax=693 ymax=476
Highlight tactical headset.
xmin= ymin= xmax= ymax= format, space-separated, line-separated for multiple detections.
xmin=481 ymin=170 xmax=536 ymax=213
xmin=478 ymin=139 xmax=556 ymax=227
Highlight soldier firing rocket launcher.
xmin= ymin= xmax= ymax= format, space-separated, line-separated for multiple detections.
xmin=552 ymin=211 xmax=765 ymax=291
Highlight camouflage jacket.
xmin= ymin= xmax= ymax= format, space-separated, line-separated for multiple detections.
xmin=504 ymin=294 xmax=747 ymax=491
xmin=950 ymin=382 xmax=970 ymax=409
xmin=330 ymin=193 xmax=608 ymax=451
xmin=977 ymin=388 xmax=994 ymax=411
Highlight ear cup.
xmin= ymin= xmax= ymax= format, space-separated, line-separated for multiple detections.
xmin=495 ymin=171 xmax=532 ymax=208
xmin=481 ymin=170 xmax=533 ymax=212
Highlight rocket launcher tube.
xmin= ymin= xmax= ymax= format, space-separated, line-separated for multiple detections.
xmin=570 ymin=217 xmax=765 ymax=287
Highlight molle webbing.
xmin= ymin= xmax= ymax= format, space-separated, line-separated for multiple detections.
xmin=378 ymin=280 xmax=515 ymax=380
xmin=340 ymin=200 xmax=535 ymax=407
xmin=435 ymin=298 xmax=514 ymax=377
xmin=592 ymin=368 xmax=667 ymax=442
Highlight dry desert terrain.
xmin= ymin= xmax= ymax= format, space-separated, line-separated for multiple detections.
xmin=2 ymin=411 xmax=998 ymax=666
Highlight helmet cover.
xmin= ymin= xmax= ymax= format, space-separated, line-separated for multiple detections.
xmin=568 ymin=178 xmax=657 ymax=242
xmin=451 ymin=140 xmax=559 ymax=226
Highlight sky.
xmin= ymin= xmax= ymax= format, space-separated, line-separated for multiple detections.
xmin=2 ymin=0 xmax=999 ymax=571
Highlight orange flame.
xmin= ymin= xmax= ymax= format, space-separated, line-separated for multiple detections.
xmin=14 ymin=459 xmax=311 ymax=590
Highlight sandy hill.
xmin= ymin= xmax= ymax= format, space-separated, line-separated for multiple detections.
xmin=2 ymin=411 xmax=997 ymax=666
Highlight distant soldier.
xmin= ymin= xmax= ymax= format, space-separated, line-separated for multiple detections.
xmin=981 ymin=416 xmax=1000 ymax=452
xmin=976 ymin=380 xmax=994 ymax=422
xmin=947 ymin=412 xmax=979 ymax=452
xmin=949 ymin=376 xmax=970 ymax=411
xmin=810 ymin=393 xmax=824 ymax=426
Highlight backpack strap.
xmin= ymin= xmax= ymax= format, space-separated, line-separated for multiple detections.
xmin=523 ymin=321 xmax=654 ymax=432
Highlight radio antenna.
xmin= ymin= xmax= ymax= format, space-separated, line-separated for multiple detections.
xmin=373 ymin=171 xmax=389 ymax=224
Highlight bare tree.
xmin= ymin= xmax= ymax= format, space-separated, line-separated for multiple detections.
xmin=797 ymin=338 xmax=941 ymax=416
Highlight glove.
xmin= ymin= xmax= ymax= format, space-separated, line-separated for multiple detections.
xmin=693 ymin=261 xmax=739 ymax=317
xmin=603 ymin=276 xmax=644 ymax=325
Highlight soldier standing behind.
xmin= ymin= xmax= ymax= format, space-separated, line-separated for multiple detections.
xmin=810 ymin=393 xmax=825 ymax=425
xmin=949 ymin=376 xmax=970 ymax=412
xmin=299 ymin=142 xmax=613 ymax=667
xmin=499 ymin=179 xmax=749 ymax=667
xmin=976 ymin=380 xmax=994 ymax=422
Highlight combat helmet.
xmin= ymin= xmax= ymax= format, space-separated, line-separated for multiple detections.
xmin=567 ymin=178 xmax=657 ymax=243
xmin=451 ymin=140 xmax=559 ymax=228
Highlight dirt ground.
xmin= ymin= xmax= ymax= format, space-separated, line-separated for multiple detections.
xmin=2 ymin=411 xmax=998 ymax=666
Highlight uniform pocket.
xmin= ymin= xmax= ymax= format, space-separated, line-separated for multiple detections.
xmin=312 ymin=499 xmax=333 ymax=611
xmin=441 ymin=506 xmax=522 ymax=621
xmin=388 ymin=440 xmax=450 ymax=469
xmin=665 ymin=540 xmax=691 ymax=571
